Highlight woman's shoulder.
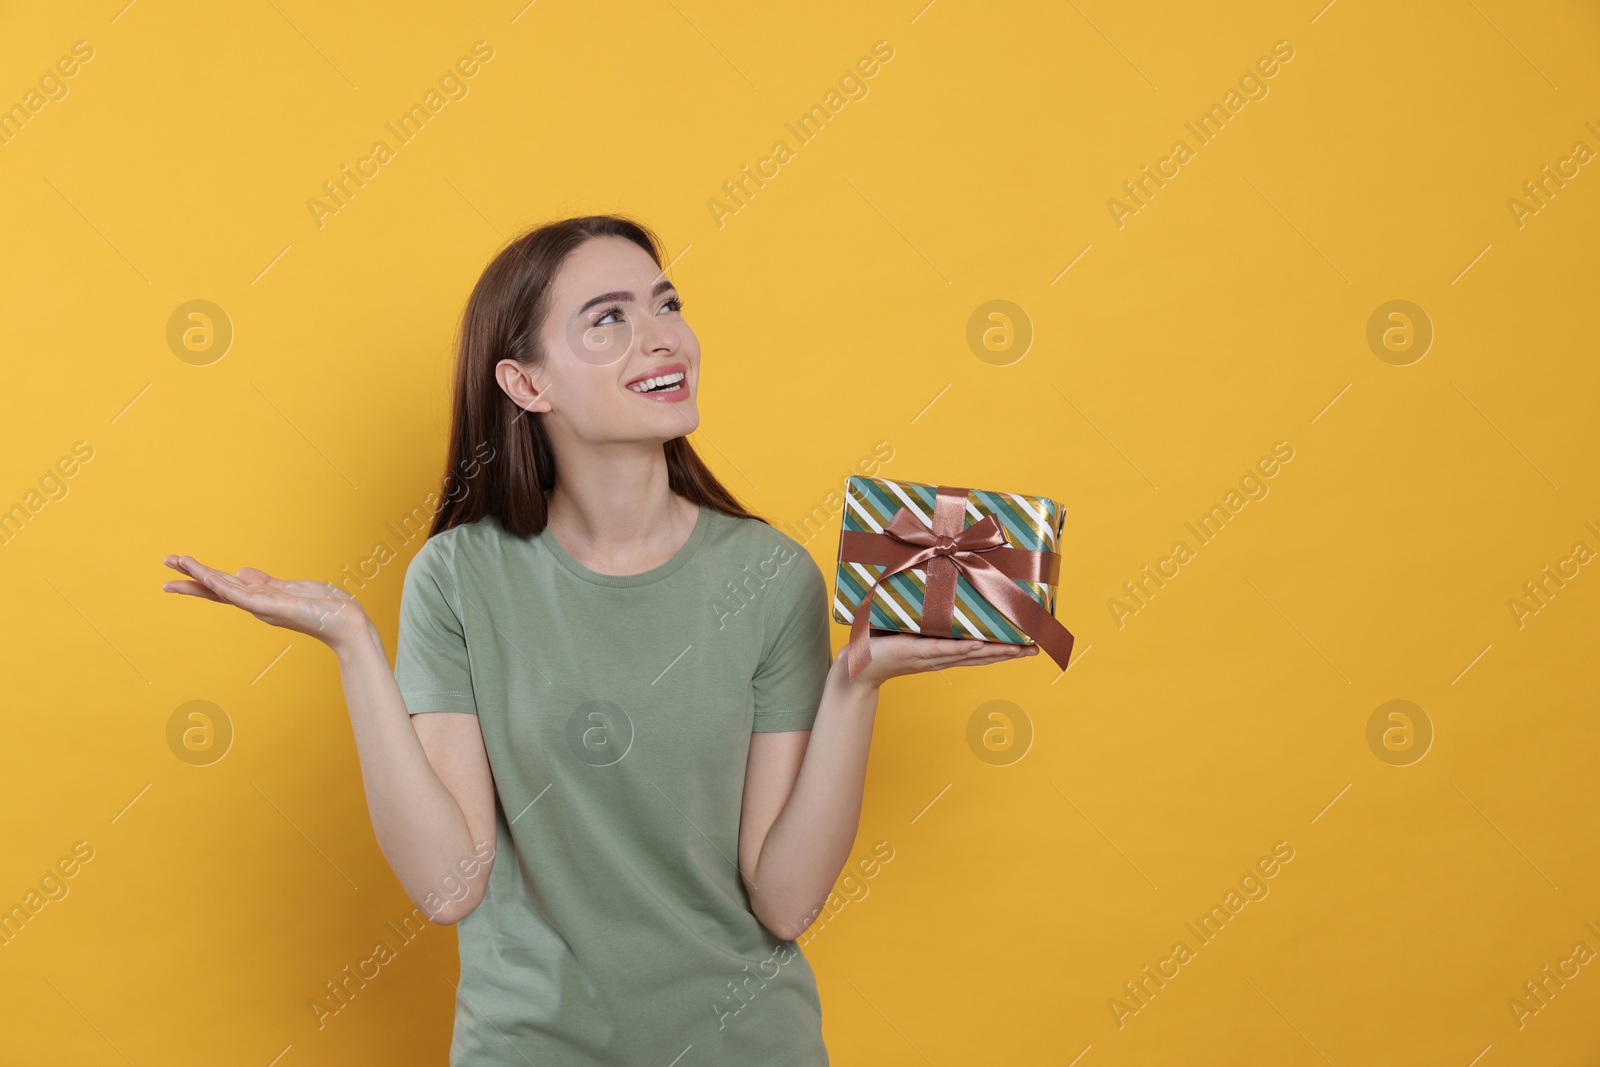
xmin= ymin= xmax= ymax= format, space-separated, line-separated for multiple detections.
xmin=407 ymin=514 xmax=507 ymax=572
xmin=707 ymin=509 xmax=827 ymax=601
xmin=710 ymin=508 xmax=812 ymax=560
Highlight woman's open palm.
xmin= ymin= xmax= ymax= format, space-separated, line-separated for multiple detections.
xmin=161 ymin=554 xmax=372 ymax=649
xmin=838 ymin=632 xmax=1039 ymax=690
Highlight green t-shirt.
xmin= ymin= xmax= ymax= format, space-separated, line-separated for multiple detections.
xmin=393 ymin=501 xmax=833 ymax=1066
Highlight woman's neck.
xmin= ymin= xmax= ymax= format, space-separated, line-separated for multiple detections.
xmin=543 ymin=447 xmax=699 ymax=575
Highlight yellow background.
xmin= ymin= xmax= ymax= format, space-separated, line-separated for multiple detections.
xmin=3 ymin=0 xmax=1598 ymax=1063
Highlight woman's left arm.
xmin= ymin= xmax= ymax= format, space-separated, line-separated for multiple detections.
xmin=739 ymin=636 xmax=1035 ymax=940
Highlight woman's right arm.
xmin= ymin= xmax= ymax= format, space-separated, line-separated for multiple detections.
xmin=162 ymin=555 xmax=496 ymax=925
xmin=334 ymin=618 xmax=497 ymax=924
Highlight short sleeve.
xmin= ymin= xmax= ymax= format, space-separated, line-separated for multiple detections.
xmin=751 ymin=545 xmax=833 ymax=732
xmin=393 ymin=537 xmax=478 ymax=716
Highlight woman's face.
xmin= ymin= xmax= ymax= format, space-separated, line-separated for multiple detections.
xmin=512 ymin=234 xmax=700 ymax=446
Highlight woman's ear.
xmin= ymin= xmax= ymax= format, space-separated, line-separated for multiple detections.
xmin=494 ymin=358 xmax=554 ymax=414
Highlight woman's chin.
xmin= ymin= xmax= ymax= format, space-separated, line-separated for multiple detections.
xmin=637 ymin=405 xmax=699 ymax=441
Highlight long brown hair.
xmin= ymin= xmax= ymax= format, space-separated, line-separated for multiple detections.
xmin=428 ymin=214 xmax=765 ymax=539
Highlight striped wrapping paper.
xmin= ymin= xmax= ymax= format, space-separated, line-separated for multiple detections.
xmin=832 ymin=475 xmax=1067 ymax=645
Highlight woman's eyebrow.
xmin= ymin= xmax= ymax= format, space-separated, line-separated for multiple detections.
xmin=575 ymin=279 xmax=678 ymax=316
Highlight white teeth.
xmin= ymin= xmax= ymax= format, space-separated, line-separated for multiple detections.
xmin=630 ymin=371 xmax=685 ymax=393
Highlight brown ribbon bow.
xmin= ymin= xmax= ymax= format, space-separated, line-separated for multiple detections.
xmin=838 ymin=484 xmax=1075 ymax=680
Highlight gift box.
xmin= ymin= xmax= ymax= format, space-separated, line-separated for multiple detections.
xmin=832 ymin=475 xmax=1075 ymax=678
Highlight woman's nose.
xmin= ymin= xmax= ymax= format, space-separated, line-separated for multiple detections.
xmin=634 ymin=315 xmax=678 ymax=356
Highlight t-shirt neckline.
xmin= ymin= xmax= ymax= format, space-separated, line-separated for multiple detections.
xmin=538 ymin=502 xmax=713 ymax=588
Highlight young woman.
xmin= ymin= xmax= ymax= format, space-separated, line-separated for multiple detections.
xmin=161 ymin=214 xmax=1035 ymax=1065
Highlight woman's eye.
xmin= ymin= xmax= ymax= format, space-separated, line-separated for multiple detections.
xmin=597 ymin=297 xmax=681 ymax=325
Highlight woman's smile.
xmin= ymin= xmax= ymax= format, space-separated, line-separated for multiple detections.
xmin=624 ymin=360 xmax=691 ymax=402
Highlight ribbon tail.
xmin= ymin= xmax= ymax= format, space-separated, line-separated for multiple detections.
xmin=846 ymin=583 xmax=878 ymax=680
xmin=958 ymin=558 xmax=1076 ymax=672
xmin=845 ymin=560 xmax=928 ymax=680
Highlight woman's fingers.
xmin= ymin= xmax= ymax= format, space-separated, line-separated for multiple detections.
xmin=848 ymin=634 xmax=1040 ymax=687
xmin=168 ymin=556 xmax=273 ymax=596
xmin=907 ymin=637 xmax=980 ymax=656
xmin=951 ymin=646 xmax=1034 ymax=668
xmin=166 ymin=555 xmax=229 ymax=585
xmin=905 ymin=643 xmax=977 ymax=673
xmin=204 ymin=569 xmax=267 ymax=600
xmin=165 ymin=556 xmax=269 ymax=609
xmin=962 ymin=641 xmax=1032 ymax=656
xmin=917 ymin=638 xmax=1012 ymax=659
xmin=959 ymin=642 xmax=1034 ymax=659
xmin=197 ymin=570 xmax=244 ymax=599
xmin=162 ymin=557 xmax=237 ymax=603
xmin=161 ymin=578 xmax=226 ymax=603
xmin=234 ymin=566 xmax=282 ymax=587
xmin=893 ymin=637 xmax=1036 ymax=672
